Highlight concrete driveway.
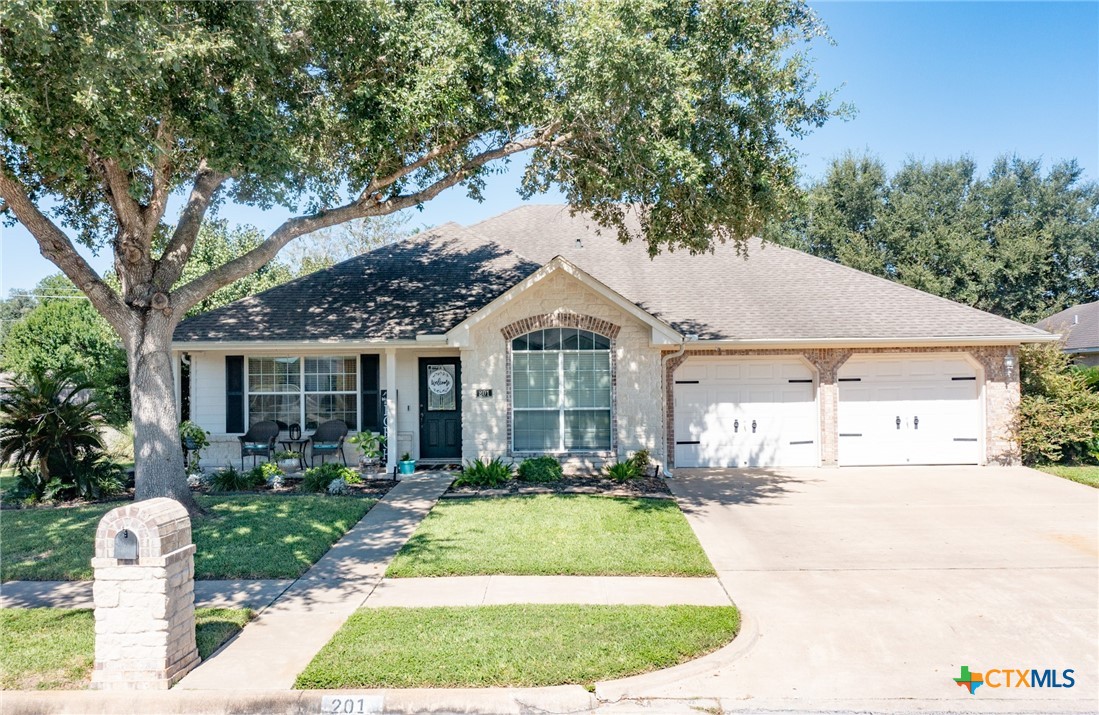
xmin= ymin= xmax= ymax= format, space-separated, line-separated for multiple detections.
xmin=606 ymin=466 xmax=1098 ymax=713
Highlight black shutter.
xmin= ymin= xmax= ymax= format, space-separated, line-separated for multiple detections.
xmin=225 ymin=355 xmax=245 ymax=434
xmin=360 ymin=354 xmax=381 ymax=432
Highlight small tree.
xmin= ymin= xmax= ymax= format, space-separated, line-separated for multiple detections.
xmin=1 ymin=1 xmax=839 ymax=511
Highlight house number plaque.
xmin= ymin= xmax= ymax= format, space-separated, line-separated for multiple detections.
xmin=475 ymin=388 xmax=493 ymax=398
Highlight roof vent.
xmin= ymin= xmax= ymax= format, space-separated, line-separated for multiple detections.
xmin=1073 ymin=314 xmax=1079 ymax=325
xmin=575 ymin=238 xmax=583 ymax=249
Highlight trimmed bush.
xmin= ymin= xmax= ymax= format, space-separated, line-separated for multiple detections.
xmin=516 ymin=456 xmax=562 ymax=483
xmin=302 ymin=462 xmax=360 ymax=493
xmin=627 ymin=449 xmax=652 ymax=477
xmin=454 ymin=457 xmax=514 ymax=487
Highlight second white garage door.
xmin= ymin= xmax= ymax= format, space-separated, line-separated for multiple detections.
xmin=674 ymin=357 xmax=818 ymax=468
xmin=837 ymin=354 xmax=982 ymax=466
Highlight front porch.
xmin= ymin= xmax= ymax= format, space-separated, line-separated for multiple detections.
xmin=174 ymin=344 xmax=463 ymax=471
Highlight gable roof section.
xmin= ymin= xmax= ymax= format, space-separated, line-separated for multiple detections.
xmin=173 ymin=223 xmax=539 ymax=344
xmin=446 ymin=255 xmax=682 ymax=347
xmin=1037 ymin=301 xmax=1099 ymax=352
xmin=174 ymin=204 xmax=1053 ymax=346
xmin=468 ymin=205 xmax=1052 ymax=344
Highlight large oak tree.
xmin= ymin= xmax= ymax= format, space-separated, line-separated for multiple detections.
xmin=1 ymin=0 xmax=838 ymax=511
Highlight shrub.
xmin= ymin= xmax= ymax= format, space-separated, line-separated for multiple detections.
xmin=627 ymin=449 xmax=652 ymax=477
xmin=302 ymin=462 xmax=361 ymax=492
xmin=0 ymin=366 xmax=119 ymax=501
xmin=604 ymin=461 xmax=640 ymax=481
xmin=1018 ymin=343 xmax=1099 ymax=464
xmin=454 ymin=457 xmax=514 ymax=487
xmin=516 ymin=456 xmax=563 ymax=483
xmin=209 ymin=465 xmax=265 ymax=492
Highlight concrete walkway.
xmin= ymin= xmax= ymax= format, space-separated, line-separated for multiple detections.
xmin=176 ymin=471 xmax=455 ymax=691
xmin=365 ymin=575 xmax=731 ymax=607
xmin=0 ymin=579 xmax=292 ymax=610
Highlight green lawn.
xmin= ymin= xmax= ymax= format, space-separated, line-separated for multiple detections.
xmin=1037 ymin=465 xmax=1099 ymax=488
xmin=386 ymin=495 xmax=714 ymax=578
xmin=0 ymin=607 xmax=252 ymax=690
xmin=296 ymin=604 xmax=739 ymax=689
xmin=1 ymin=495 xmax=374 ymax=581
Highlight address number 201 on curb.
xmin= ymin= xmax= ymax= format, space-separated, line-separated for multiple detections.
xmin=320 ymin=695 xmax=384 ymax=714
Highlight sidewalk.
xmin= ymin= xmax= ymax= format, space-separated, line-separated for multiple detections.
xmin=0 ymin=579 xmax=292 ymax=609
xmin=176 ymin=471 xmax=455 ymax=691
xmin=365 ymin=575 xmax=730 ymax=607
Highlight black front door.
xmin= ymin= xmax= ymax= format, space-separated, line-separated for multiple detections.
xmin=419 ymin=358 xmax=462 ymax=459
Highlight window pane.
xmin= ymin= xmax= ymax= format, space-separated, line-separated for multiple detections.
xmin=526 ymin=330 xmax=545 ymax=351
xmin=512 ymin=335 xmax=528 ymax=351
xmin=305 ymin=356 xmax=356 ymax=392
xmin=564 ymin=410 xmax=611 ymax=450
xmin=306 ymin=394 xmax=357 ymax=431
xmin=514 ymin=410 xmax=561 ymax=451
xmin=249 ymin=357 xmax=300 ymax=392
xmin=560 ymin=328 xmax=579 ymax=349
xmin=248 ymin=394 xmax=300 ymax=429
xmin=592 ymin=333 xmax=611 ymax=350
xmin=577 ymin=330 xmax=594 ymax=350
xmin=543 ymin=328 xmax=562 ymax=351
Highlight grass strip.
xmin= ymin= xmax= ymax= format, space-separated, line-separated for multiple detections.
xmin=296 ymin=604 xmax=739 ymax=689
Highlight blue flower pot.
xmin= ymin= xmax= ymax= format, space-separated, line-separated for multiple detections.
xmin=398 ymin=460 xmax=416 ymax=475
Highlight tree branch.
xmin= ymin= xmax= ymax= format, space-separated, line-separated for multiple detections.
xmin=153 ymin=162 xmax=227 ymax=289
xmin=98 ymin=157 xmax=145 ymax=237
xmin=173 ymin=124 xmax=561 ymax=314
xmin=0 ymin=168 xmax=131 ymax=336
xmin=141 ymin=124 xmax=174 ymax=239
xmin=359 ymin=134 xmax=477 ymax=201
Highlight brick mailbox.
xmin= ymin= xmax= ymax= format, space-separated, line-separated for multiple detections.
xmin=91 ymin=498 xmax=199 ymax=690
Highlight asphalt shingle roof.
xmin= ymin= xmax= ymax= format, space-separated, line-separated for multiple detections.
xmin=1036 ymin=301 xmax=1099 ymax=352
xmin=174 ymin=204 xmax=1047 ymax=344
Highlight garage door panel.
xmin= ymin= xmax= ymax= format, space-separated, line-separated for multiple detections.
xmin=674 ymin=358 xmax=819 ymax=468
xmin=838 ymin=355 xmax=981 ymax=466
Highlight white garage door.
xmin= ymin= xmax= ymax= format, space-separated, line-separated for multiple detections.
xmin=674 ymin=357 xmax=818 ymax=468
xmin=838 ymin=355 xmax=982 ymax=466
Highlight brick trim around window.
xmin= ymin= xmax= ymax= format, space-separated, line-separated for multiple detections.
xmin=503 ymin=312 xmax=620 ymax=459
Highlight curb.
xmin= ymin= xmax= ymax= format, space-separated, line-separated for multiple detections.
xmin=0 ymin=686 xmax=598 ymax=715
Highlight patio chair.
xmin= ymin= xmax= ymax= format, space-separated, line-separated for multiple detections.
xmin=309 ymin=420 xmax=349 ymax=466
xmin=238 ymin=420 xmax=280 ymax=470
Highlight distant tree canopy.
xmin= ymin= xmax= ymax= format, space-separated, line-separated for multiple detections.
xmin=768 ymin=154 xmax=1099 ymax=323
xmin=1 ymin=277 xmax=130 ymax=426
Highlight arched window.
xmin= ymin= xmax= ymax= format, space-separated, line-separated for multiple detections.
xmin=511 ymin=328 xmax=612 ymax=452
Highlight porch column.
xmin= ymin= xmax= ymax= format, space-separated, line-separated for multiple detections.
xmin=805 ymin=349 xmax=852 ymax=467
xmin=385 ymin=348 xmax=398 ymax=472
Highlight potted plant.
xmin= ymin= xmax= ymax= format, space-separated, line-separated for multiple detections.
xmin=398 ymin=451 xmax=416 ymax=475
xmin=274 ymin=449 xmax=300 ymax=472
xmin=178 ymin=420 xmax=209 ymax=476
xmin=348 ymin=430 xmax=386 ymax=471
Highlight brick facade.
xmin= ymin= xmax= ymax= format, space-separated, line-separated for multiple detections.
xmin=461 ymin=270 xmax=663 ymax=466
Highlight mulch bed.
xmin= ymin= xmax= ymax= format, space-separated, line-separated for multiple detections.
xmin=444 ymin=474 xmax=673 ymax=499
xmin=195 ymin=476 xmax=398 ymax=500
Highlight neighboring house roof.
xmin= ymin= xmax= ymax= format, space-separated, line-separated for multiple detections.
xmin=1036 ymin=301 xmax=1099 ymax=353
xmin=174 ymin=204 xmax=1050 ymax=345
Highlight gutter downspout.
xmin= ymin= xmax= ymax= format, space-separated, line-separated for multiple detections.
xmin=660 ymin=334 xmax=698 ymax=478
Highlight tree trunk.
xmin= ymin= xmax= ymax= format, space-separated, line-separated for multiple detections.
xmin=127 ymin=310 xmax=200 ymax=515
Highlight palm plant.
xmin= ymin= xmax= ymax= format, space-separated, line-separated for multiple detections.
xmin=0 ymin=366 xmax=110 ymax=499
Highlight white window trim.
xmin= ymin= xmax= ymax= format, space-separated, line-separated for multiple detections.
xmin=510 ymin=334 xmax=614 ymax=455
xmin=245 ymin=356 xmax=361 ymax=431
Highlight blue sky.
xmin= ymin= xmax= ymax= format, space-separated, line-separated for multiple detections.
xmin=2 ymin=1 xmax=1097 ymax=293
